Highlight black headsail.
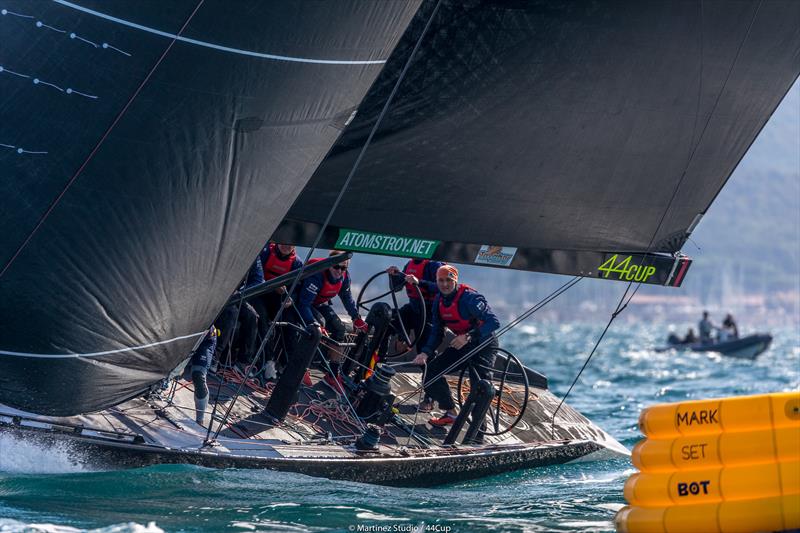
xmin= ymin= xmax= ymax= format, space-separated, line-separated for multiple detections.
xmin=0 ymin=0 xmax=421 ymax=415
xmin=276 ymin=0 xmax=800 ymax=287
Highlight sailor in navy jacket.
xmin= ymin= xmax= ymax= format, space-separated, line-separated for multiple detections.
xmin=420 ymin=283 xmax=499 ymax=357
xmin=251 ymin=243 xmax=303 ymax=331
xmin=249 ymin=243 xmax=304 ymax=379
xmin=294 ymin=253 xmax=367 ymax=385
xmin=413 ymin=265 xmax=500 ymax=427
xmin=190 ymin=325 xmax=217 ymax=426
xmin=388 ymin=259 xmax=443 ymax=312
xmin=295 ymin=268 xmax=360 ymax=332
xmin=259 ymin=243 xmax=303 ymax=282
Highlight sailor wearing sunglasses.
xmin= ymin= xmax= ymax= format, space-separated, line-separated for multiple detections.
xmin=295 ymin=250 xmax=368 ymax=394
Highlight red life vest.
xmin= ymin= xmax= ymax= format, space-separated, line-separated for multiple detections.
xmin=308 ymin=258 xmax=344 ymax=306
xmin=403 ymin=260 xmax=436 ymax=301
xmin=438 ymin=284 xmax=481 ymax=335
xmin=263 ymin=243 xmax=296 ymax=280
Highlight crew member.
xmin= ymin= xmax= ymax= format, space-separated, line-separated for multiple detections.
xmin=191 ymin=325 xmax=217 ymax=426
xmin=387 ymin=257 xmax=444 ymax=351
xmin=214 ymin=258 xmax=263 ymax=369
xmin=413 ymin=265 xmax=500 ymax=426
xmin=296 ymin=251 xmax=368 ymax=394
xmin=251 ymin=243 xmax=303 ymax=380
xmin=258 ymin=243 xmax=303 ymax=314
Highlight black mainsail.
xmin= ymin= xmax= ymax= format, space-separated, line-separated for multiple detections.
xmin=277 ymin=0 xmax=800 ymax=286
xmin=0 ymin=0 xmax=421 ymax=415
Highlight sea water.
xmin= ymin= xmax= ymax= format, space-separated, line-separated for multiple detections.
xmin=0 ymin=322 xmax=797 ymax=533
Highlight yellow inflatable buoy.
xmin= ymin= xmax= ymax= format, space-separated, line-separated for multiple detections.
xmin=616 ymin=391 xmax=800 ymax=533
xmin=615 ymin=494 xmax=800 ymax=533
xmin=637 ymin=392 xmax=799 ymax=438
xmin=632 ymin=425 xmax=800 ymax=472
xmin=624 ymin=460 xmax=799 ymax=506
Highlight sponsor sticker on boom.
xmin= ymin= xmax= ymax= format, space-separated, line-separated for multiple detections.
xmin=474 ymin=245 xmax=517 ymax=267
xmin=335 ymin=229 xmax=439 ymax=259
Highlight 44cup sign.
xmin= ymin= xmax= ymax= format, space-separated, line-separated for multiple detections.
xmin=597 ymin=254 xmax=657 ymax=283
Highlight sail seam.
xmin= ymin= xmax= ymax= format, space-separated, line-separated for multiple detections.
xmin=51 ymin=0 xmax=388 ymax=65
xmin=0 ymin=331 xmax=206 ymax=358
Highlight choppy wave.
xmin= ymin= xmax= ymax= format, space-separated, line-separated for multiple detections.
xmin=0 ymin=519 xmax=162 ymax=533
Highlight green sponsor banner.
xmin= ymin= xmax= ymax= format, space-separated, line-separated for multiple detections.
xmin=335 ymin=229 xmax=439 ymax=259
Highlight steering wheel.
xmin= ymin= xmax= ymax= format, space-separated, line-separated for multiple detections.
xmin=455 ymin=347 xmax=530 ymax=436
xmin=356 ymin=270 xmax=426 ymax=358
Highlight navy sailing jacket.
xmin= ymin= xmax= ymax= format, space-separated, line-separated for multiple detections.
xmin=421 ymin=284 xmax=500 ymax=355
xmin=243 ymin=256 xmax=265 ymax=289
xmin=296 ymin=270 xmax=359 ymax=325
xmin=191 ymin=327 xmax=218 ymax=370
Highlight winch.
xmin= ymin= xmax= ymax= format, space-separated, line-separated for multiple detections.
xmin=353 ymin=363 xmax=396 ymax=425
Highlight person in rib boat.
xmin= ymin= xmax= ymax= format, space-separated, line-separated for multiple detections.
xmin=412 ymin=264 xmax=500 ymax=426
xmin=698 ymin=310 xmax=717 ymax=345
xmin=295 ymin=250 xmax=368 ymax=394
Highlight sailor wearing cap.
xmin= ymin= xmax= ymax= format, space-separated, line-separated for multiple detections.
xmin=412 ymin=265 xmax=500 ymax=426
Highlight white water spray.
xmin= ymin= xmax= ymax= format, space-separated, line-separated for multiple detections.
xmin=0 ymin=434 xmax=88 ymax=474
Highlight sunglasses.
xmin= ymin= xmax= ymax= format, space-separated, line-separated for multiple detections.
xmin=332 ymin=265 xmax=348 ymax=272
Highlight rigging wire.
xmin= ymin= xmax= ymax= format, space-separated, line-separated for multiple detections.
xmin=204 ymin=289 xmax=245 ymax=443
xmin=208 ymin=0 xmax=444 ymax=442
xmin=550 ymin=0 xmax=763 ymax=431
xmin=550 ymin=284 xmax=633 ymax=435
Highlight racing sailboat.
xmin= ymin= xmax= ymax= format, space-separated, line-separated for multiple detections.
xmin=1 ymin=0 xmax=799 ymax=486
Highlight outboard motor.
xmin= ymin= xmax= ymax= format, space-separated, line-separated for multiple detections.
xmin=353 ymin=363 xmax=396 ymax=425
